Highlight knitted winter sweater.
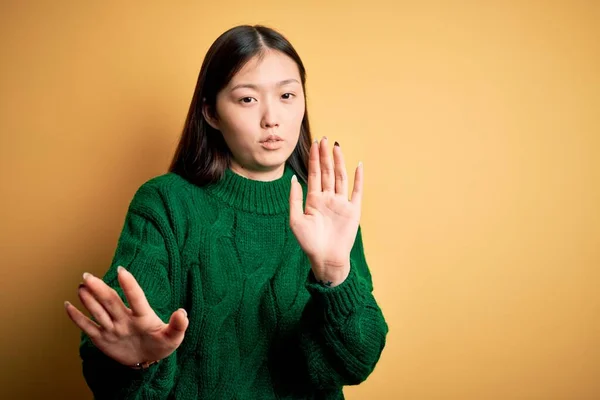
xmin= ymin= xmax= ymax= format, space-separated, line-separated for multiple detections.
xmin=79 ymin=164 xmax=388 ymax=399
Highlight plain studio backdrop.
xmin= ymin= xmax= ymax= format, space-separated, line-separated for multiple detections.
xmin=0 ymin=1 xmax=598 ymax=399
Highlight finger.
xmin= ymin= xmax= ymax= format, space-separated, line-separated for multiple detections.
xmin=332 ymin=142 xmax=348 ymax=198
xmin=163 ymin=308 xmax=189 ymax=344
xmin=83 ymin=272 xmax=128 ymax=321
xmin=308 ymin=140 xmax=321 ymax=194
xmin=78 ymin=285 xmax=114 ymax=330
xmin=350 ymin=161 xmax=364 ymax=207
xmin=289 ymin=175 xmax=304 ymax=225
xmin=319 ymin=137 xmax=335 ymax=192
xmin=117 ymin=266 xmax=153 ymax=317
xmin=65 ymin=300 xmax=102 ymax=338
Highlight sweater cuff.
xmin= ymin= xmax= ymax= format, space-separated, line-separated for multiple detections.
xmin=81 ymin=345 xmax=168 ymax=397
xmin=305 ymin=262 xmax=369 ymax=321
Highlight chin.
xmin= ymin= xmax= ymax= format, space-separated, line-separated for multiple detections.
xmin=255 ymin=155 xmax=289 ymax=170
xmin=257 ymin=161 xmax=286 ymax=170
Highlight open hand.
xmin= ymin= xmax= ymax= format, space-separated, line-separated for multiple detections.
xmin=64 ymin=266 xmax=188 ymax=367
xmin=289 ymin=137 xmax=363 ymax=287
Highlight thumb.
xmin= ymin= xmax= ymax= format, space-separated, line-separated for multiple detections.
xmin=289 ymin=175 xmax=304 ymax=225
xmin=163 ymin=308 xmax=188 ymax=343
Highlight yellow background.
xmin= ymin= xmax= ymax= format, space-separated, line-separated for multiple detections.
xmin=1 ymin=1 xmax=598 ymax=399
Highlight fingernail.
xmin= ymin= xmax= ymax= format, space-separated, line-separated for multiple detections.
xmin=78 ymin=282 xmax=85 ymax=290
xmin=291 ymin=174 xmax=297 ymax=182
xmin=334 ymin=141 xmax=340 ymax=147
xmin=313 ymin=139 xmax=318 ymax=144
xmin=358 ymin=161 xmax=363 ymax=167
xmin=64 ymin=301 xmax=71 ymax=309
xmin=83 ymin=272 xmax=92 ymax=281
xmin=322 ymin=136 xmax=328 ymax=141
xmin=117 ymin=266 xmax=125 ymax=274
xmin=180 ymin=308 xmax=188 ymax=318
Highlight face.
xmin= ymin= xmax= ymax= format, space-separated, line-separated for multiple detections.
xmin=204 ymin=49 xmax=305 ymax=180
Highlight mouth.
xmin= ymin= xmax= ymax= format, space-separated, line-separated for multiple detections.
xmin=259 ymin=135 xmax=284 ymax=150
xmin=260 ymin=135 xmax=283 ymax=143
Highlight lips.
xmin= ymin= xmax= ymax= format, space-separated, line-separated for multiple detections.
xmin=260 ymin=134 xmax=283 ymax=143
xmin=260 ymin=135 xmax=284 ymax=150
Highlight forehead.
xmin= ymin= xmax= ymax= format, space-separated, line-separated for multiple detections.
xmin=229 ymin=50 xmax=300 ymax=84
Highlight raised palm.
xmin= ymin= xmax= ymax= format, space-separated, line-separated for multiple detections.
xmin=289 ymin=138 xmax=363 ymax=286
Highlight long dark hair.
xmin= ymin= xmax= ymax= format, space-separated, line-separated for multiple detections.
xmin=169 ymin=25 xmax=312 ymax=185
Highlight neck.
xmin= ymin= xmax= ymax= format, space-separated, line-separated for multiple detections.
xmin=229 ymin=161 xmax=286 ymax=182
xmin=205 ymin=163 xmax=295 ymax=215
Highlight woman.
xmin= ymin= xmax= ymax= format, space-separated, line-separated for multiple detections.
xmin=64 ymin=24 xmax=388 ymax=399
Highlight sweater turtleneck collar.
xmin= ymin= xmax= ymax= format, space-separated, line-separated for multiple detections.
xmin=205 ymin=164 xmax=296 ymax=215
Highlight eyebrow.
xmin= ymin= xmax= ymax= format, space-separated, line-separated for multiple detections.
xmin=229 ymin=79 xmax=300 ymax=92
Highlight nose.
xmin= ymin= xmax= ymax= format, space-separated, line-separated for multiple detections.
xmin=260 ymin=99 xmax=279 ymax=129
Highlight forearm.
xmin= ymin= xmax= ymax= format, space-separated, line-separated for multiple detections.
xmin=80 ymin=338 xmax=177 ymax=400
xmin=78 ymin=188 xmax=181 ymax=399
xmin=300 ymin=264 xmax=388 ymax=387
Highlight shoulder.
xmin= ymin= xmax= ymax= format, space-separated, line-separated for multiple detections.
xmin=128 ymin=172 xmax=196 ymax=216
xmin=137 ymin=172 xmax=191 ymax=194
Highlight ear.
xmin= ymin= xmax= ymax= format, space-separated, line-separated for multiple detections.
xmin=202 ymin=98 xmax=220 ymax=130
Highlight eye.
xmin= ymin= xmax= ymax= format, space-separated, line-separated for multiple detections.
xmin=281 ymin=93 xmax=295 ymax=100
xmin=239 ymin=97 xmax=257 ymax=104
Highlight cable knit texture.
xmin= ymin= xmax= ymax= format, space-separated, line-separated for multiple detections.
xmin=79 ymin=164 xmax=388 ymax=399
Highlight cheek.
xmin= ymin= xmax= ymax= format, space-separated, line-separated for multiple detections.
xmin=233 ymin=115 xmax=260 ymax=142
xmin=284 ymin=101 xmax=305 ymax=125
xmin=291 ymin=105 xmax=305 ymax=134
xmin=218 ymin=107 xmax=256 ymax=143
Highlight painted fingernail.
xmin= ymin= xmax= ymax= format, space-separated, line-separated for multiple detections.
xmin=117 ymin=266 xmax=125 ymax=274
xmin=83 ymin=272 xmax=92 ymax=281
xmin=78 ymin=282 xmax=85 ymax=290
xmin=291 ymin=174 xmax=297 ymax=182
xmin=334 ymin=141 xmax=340 ymax=147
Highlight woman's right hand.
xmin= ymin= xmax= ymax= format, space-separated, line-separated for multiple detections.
xmin=64 ymin=266 xmax=188 ymax=368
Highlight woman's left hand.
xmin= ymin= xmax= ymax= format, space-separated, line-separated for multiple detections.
xmin=289 ymin=137 xmax=363 ymax=287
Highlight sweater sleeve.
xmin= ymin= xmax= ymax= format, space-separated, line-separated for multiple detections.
xmin=271 ymin=226 xmax=389 ymax=394
xmin=78 ymin=182 xmax=180 ymax=400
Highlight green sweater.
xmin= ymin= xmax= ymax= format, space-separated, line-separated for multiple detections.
xmin=79 ymin=164 xmax=388 ymax=399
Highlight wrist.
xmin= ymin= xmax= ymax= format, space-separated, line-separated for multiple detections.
xmin=130 ymin=359 xmax=160 ymax=370
xmin=311 ymin=261 xmax=350 ymax=288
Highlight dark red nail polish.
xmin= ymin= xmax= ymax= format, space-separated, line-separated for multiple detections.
xmin=78 ymin=282 xmax=85 ymax=290
xmin=334 ymin=141 xmax=340 ymax=147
